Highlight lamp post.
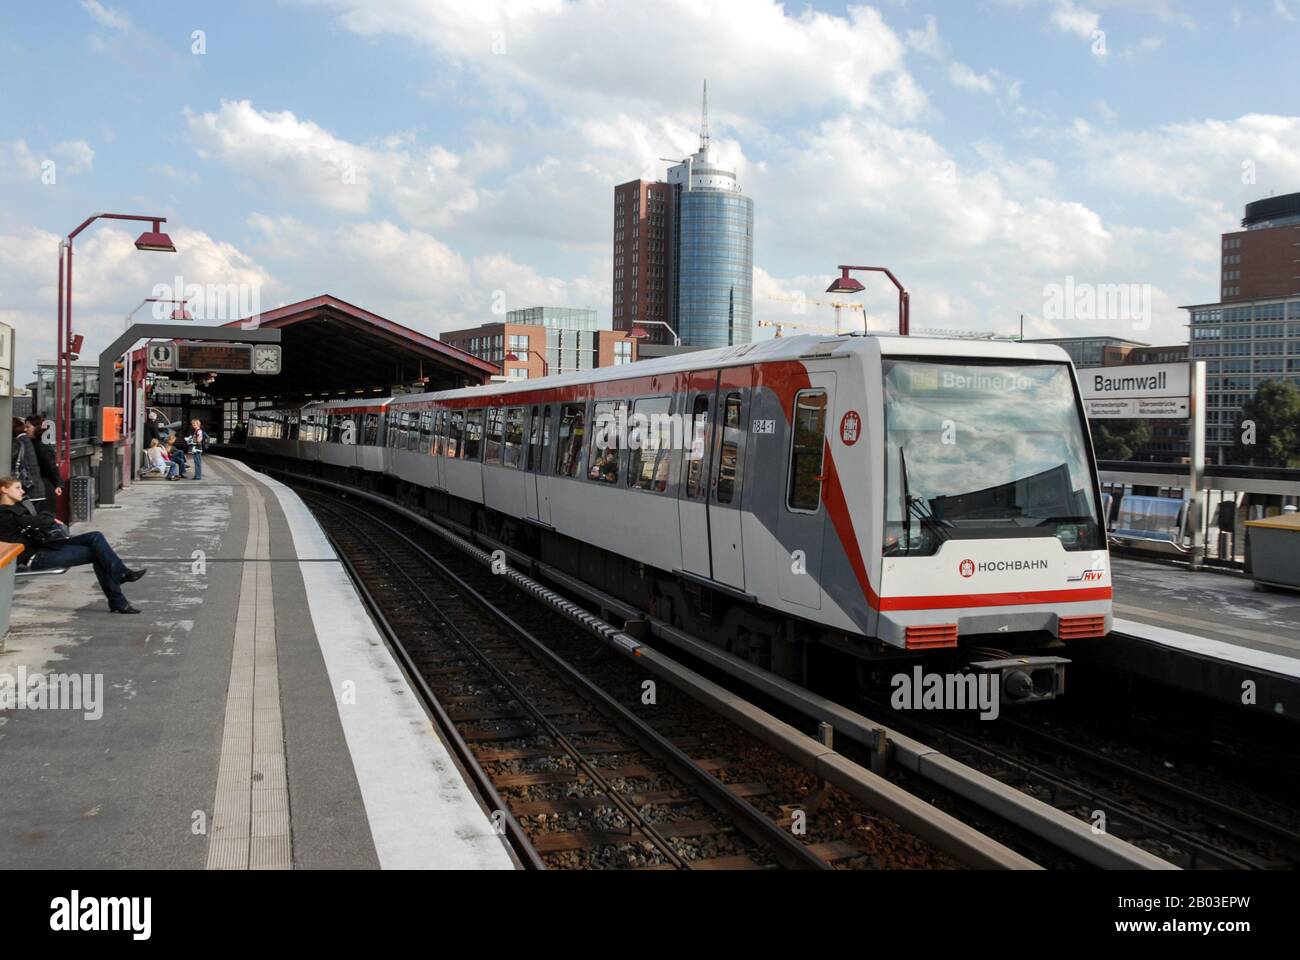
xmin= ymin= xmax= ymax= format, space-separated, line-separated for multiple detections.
xmin=56 ymin=213 xmax=175 ymax=519
xmin=825 ymin=265 xmax=910 ymax=336
xmin=503 ymin=349 xmax=548 ymax=377
xmin=628 ymin=320 xmax=681 ymax=346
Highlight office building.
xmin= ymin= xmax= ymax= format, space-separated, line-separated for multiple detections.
xmin=441 ymin=307 xmax=635 ymax=380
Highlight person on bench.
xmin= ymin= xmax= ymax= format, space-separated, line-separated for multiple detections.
xmin=0 ymin=475 xmax=147 ymax=613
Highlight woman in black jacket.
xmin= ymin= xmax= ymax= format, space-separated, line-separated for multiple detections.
xmin=24 ymin=416 xmax=61 ymax=500
xmin=0 ymin=474 xmax=146 ymax=613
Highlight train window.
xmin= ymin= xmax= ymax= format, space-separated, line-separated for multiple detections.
xmin=526 ymin=406 xmax=541 ymax=470
xmin=363 ymin=414 xmax=379 ymax=446
xmin=462 ymin=409 xmax=484 ymax=461
xmin=787 ymin=390 xmax=827 ymax=512
xmin=503 ymin=407 xmax=525 ymax=468
xmin=447 ymin=410 xmax=464 ymax=459
xmin=484 ymin=407 xmax=504 ymax=464
xmin=432 ymin=410 xmax=447 ymax=457
xmin=588 ymin=400 xmax=626 ymax=484
xmin=406 ymin=411 xmax=420 ymax=451
xmin=418 ymin=410 xmax=434 ymax=455
xmin=556 ymin=403 xmax=586 ymax=478
xmin=629 ymin=397 xmax=672 ymax=492
xmin=684 ymin=395 xmax=709 ymax=499
xmin=386 ymin=413 xmax=399 ymax=448
xmin=287 ymin=415 xmax=299 ymax=441
xmin=716 ymin=393 xmax=743 ymax=504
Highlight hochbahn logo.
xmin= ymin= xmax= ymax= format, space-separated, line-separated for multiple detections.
xmin=960 ymin=559 xmax=1048 ymax=577
xmin=840 ymin=411 xmax=861 ymax=446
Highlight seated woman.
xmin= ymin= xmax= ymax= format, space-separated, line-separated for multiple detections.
xmin=145 ymin=438 xmax=178 ymax=479
xmin=0 ymin=475 xmax=146 ymax=613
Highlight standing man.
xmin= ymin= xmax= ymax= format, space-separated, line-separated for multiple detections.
xmin=184 ymin=418 xmax=208 ymax=480
xmin=25 ymin=416 xmax=62 ymax=502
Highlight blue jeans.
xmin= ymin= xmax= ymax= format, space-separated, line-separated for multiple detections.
xmin=28 ymin=531 xmax=131 ymax=610
xmin=192 ymin=450 xmax=202 ymax=479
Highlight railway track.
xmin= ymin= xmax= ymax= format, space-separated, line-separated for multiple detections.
xmin=857 ymin=695 xmax=1300 ymax=870
xmin=298 ymin=487 xmax=903 ymax=870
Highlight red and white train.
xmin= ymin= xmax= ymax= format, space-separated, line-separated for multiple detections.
xmin=246 ymin=333 xmax=1112 ymax=702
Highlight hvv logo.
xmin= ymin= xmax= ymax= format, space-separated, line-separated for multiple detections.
xmin=1067 ymin=568 xmax=1106 ymax=583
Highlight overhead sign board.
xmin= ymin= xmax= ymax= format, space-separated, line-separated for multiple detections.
xmin=146 ymin=341 xmax=176 ymax=372
xmin=176 ymin=341 xmax=253 ymax=373
xmin=1080 ymin=362 xmax=1190 ymax=419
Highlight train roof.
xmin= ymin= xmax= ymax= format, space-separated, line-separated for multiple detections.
xmin=386 ymin=332 xmax=1074 ymax=405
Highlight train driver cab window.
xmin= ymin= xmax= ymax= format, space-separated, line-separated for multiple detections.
xmin=503 ymin=407 xmax=525 ymax=468
xmin=629 ymin=397 xmax=672 ymax=492
xmin=484 ymin=407 xmax=504 ymax=464
xmin=447 ymin=410 xmax=464 ymax=459
xmin=716 ymin=392 xmax=743 ymax=504
xmin=683 ymin=395 xmax=709 ymax=499
xmin=555 ymin=403 xmax=587 ymax=478
xmin=588 ymin=400 xmax=626 ymax=484
xmin=462 ymin=410 xmax=484 ymax=460
xmin=788 ymin=390 xmax=827 ymax=512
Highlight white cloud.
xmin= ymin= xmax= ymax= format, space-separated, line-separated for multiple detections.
xmin=907 ymin=14 xmax=947 ymax=58
xmin=80 ymin=0 xmax=130 ymax=31
xmin=245 ymin=215 xmax=606 ymax=335
xmin=53 ymin=140 xmax=94 ymax=174
xmin=303 ymin=0 xmax=927 ymax=121
xmin=1276 ymin=1 xmax=1296 ymax=22
xmin=0 ymin=140 xmax=42 ymax=181
xmin=1051 ymin=1 xmax=1101 ymax=38
xmin=950 ymin=62 xmax=996 ymax=94
xmin=186 ymin=100 xmax=481 ymax=227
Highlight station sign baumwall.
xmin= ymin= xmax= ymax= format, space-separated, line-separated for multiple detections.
xmin=1080 ymin=362 xmax=1190 ymax=419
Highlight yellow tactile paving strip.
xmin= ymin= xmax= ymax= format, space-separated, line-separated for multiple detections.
xmin=206 ymin=481 xmax=293 ymax=869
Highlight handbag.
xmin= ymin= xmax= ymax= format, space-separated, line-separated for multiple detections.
xmin=20 ymin=519 xmax=70 ymax=549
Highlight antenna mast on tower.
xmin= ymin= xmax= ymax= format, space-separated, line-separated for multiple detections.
xmin=700 ymin=79 xmax=709 ymax=152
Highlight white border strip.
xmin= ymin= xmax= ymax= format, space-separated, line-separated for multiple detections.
xmin=222 ymin=458 xmax=516 ymax=869
xmin=1114 ymin=616 xmax=1300 ymax=679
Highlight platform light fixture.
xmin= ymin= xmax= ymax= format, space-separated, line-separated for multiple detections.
xmin=825 ymin=264 xmax=910 ymax=336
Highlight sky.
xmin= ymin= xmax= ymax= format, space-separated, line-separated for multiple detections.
xmin=2 ymin=0 xmax=1298 ymax=380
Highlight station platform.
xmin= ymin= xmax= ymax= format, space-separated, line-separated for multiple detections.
xmin=1075 ymin=557 xmax=1300 ymax=721
xmin=0 ymin=456 xmax=516 ymax=870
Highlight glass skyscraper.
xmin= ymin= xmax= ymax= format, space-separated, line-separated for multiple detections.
xmin=667 ymin=139 xmax=754 ymax=348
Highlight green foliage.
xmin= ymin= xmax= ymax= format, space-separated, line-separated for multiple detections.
xmin=1091 ymin=419 xmax=1151 ymax=461
xmin=1232 ymin=379 xmax=1300 ymax=467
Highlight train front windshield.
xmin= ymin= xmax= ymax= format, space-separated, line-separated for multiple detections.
xmin=881 ymin=358 xmax=1103 ymax=557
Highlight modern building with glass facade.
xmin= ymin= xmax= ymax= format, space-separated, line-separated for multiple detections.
xmin=613 ymin=85 xmax=754 ymax=349
xmin=441 ymin=307 xmax=635 ymax=380
xmin=1183 ymin=191 xmax=1300 ymax=460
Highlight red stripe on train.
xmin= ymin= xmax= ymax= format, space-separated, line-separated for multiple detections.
xmin=878 ymin=586 xmax=1113 ymax=611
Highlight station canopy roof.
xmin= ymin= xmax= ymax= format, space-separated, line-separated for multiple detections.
xmin=192 ymin=294 xmax=496 ymax=404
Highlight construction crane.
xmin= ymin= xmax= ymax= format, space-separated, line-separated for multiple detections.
xmin=764 ymin=294 xmax=866 ymax=335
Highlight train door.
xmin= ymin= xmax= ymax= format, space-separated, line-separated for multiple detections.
xmin=524 ymin=405 xmax=540 ymax=520
xmin=525 ymin=404 xmax=553 ymax=525
xmin=678 ymin=388 xmax=714 ymax=579
xmin=776 ymin=373 xmax=835 ymax=609
xmin=708 ymin=387 xmax=748 ymax=590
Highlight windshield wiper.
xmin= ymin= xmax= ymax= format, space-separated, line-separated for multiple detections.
xmin=897 ymin=447 xmax=949 ymax=554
